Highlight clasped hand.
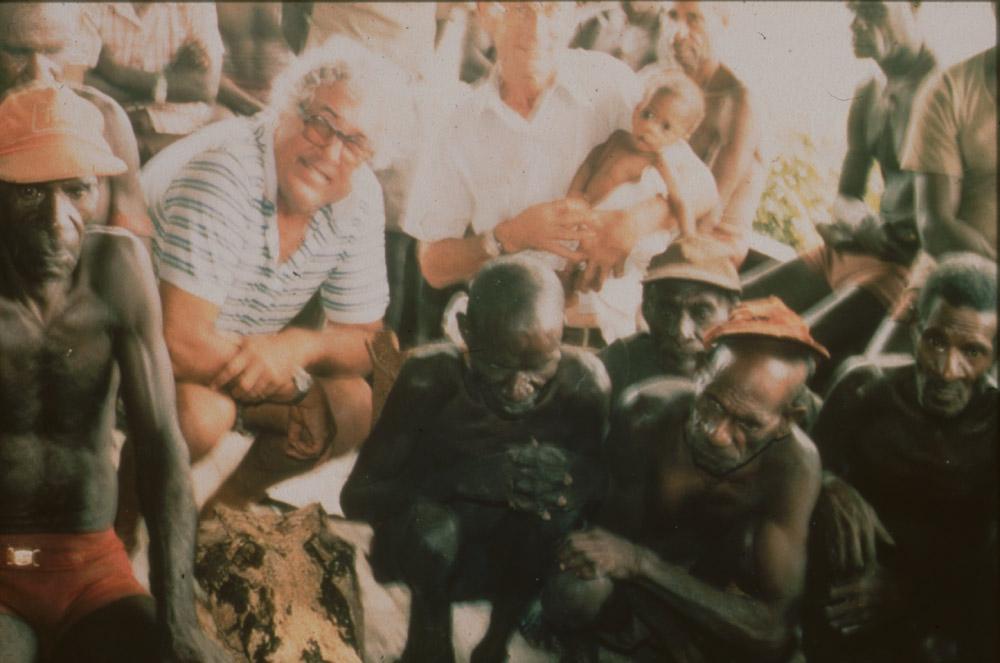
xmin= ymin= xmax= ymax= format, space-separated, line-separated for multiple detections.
xmin=211 ymin=333 xmax=300 ymax=403
xmin=558 ymin=527 xmax=642 ymax=581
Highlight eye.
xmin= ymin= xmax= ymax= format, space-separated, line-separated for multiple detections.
xmin=16 ymin=185 xmax=44 ymax=204
xmin=641 ymin=110 xmax=654 ymax=120
xmin=690 ymin=304 xmax=713 ymax=322
xmin=65 ymin=182 xmax=95 ymax=199
xmin=962 ymin=345 xmax=987 ymax=360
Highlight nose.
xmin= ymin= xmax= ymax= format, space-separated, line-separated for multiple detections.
xmin=936 ymin=348 xmax=967 ymax=381
xmin=672 ymin=20 xmax=690 ymax=41
xmin=704 ymin=416 xmax=733 ymax=448
xmin=850 ymin=15 xmax=863 ymax=33
xmin=669 ymin=310 xmax=696 ymax=342
xmin=503 ymin=372 xmax=535 ymax=403
xmin=49 ymin=192 xmax=82 ymax=243
xmin=322 ymin=135 xmax=345 ymax=163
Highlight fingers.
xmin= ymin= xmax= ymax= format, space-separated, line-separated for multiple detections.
xmin=211 ymin=350 xmax=249 ymax=392
xmin=875 ymin=519 xmax=896 ymax=548
xmin=540 ymin=241 xmax=587 ymax=263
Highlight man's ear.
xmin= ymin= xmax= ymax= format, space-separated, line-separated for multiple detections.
xmin=784 ymin=402 xmax=809 ymax=430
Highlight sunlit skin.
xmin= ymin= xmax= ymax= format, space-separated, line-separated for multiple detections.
xmin=630 ymin=90 xmax=703 ymax=154
xmin=480 ymin=1 xmax=575 ymax=108
xmin=846 ymin=1 xmax=922 ymax=63
xmin=272 ymin=80 xmax=371 ymax=216
xmin=0 ymin=3 xmax=77 ymax=91
xmin=912 ymin=299 xmax=996 ymax=418
xmin=687 ymin=348 xmax=808 ymax=477
xmin=643 ymin=280 xmax=733 ymax=377
xmin=663 ymin=1 xmax=723 ymax=85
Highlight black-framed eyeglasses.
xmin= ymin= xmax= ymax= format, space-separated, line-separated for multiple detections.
xmin=300 ymin=112 xmax=373 ymax=163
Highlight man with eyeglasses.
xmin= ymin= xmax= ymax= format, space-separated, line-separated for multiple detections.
xmin=148 ymin=39 xmax=409 ymax=507
xmin=542 ymin=297 xmax=825 ymax=662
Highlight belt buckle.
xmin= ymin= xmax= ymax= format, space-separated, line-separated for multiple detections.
xmin=4 ymin=546 xmax=40 ymax=567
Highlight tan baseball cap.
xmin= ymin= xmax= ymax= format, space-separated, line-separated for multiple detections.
xmin=642 ymin=235 xmax=742 ymax=294
xmin=0 ymin=84 xmax=127 ymax=184
xmin=703 ymin=296 xmax=831 ymax=360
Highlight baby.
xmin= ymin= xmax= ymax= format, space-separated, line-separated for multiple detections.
xmin=562 ymin=70 xmax=721 ymax=342
xmin=568 ymin=69 xmax=719 ymax=237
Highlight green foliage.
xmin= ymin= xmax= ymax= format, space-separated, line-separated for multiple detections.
xmin=754 ymin=132 xmax=836 ymax=252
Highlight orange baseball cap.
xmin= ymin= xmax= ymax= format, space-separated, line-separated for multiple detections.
xmin=0 ymin=85 xmax=127 ymax=184
xmin=643 ymin=235 xmax=742 ymax=293
xmin=703 ymin=296 xmax=831 ymax=360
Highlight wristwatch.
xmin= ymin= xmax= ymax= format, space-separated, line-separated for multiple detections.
xmin=152 ymin=74 xmax=168 ymax=104
xmin=290 ymin=366 xmax=314 ymax=404
xmin=480 ymin=228 xmax=504 ymax=259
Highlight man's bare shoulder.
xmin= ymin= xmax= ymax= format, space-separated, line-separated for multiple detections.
xmin=825 ymin=354 xmax=914 ymax=411
xmin=556 ymin=345 xmax=612 ymax=406
xmin=618 ymin=376 xmax=695 ymax=431
xmin=775 ymin=426 xmax=822 ymax=487
xmin=83 ymin=227 xmax=157 ymax=319
xmin=395 ymin=342 xmax=465 ymax=394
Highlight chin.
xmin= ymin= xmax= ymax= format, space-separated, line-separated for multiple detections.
xmin=487 ymin=393 xmax=540 ymax=419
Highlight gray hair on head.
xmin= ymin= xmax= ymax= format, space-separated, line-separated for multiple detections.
xmin=269 ymin=35 xmax=413 ymax=170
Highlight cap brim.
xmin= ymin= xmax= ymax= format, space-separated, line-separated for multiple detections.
xmin=0 ymin=138 xmax=127 ymax=184
xmin=705 ymin=327 xmax=831 ymax=360
xmin=643 ymin=263 xmax=742 ymax=293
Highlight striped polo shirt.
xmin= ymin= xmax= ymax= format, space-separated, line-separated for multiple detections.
xmin=151 ymin=118 xmax=388 ymax=335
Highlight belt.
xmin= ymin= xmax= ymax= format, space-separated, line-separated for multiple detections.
xmin=4 ymin=546 xmax=41 ymax=568
xmin=563 ymin=326 xmax=607 ymax=350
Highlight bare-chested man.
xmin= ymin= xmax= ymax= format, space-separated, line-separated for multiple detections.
xmin=661 ymin=1 xmax=765 ymax=265
xmin=744 ymin=1 xmax=937 ymax=380
xmin=0 ymin=86 xmax=222 ymax=662
xmin=807 ymin=253 xmax=997 ymax=663
xmin=216 ymin=2 xmax=291 ymax=117
xmin=545 ymin=297 xmax=825 ymax=662
xmin=0 ymin=2 xmax=151 ymax=240
xmin=341 ymin=256 xmax=610 ymax=663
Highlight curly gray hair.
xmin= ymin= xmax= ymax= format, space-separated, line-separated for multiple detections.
xmin=270 ymin=36 xmax=413 ymax=171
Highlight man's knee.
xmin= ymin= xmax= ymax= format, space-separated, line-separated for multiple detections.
xmin=176 ymin=382 xmax=237 ymax=461
xmin=320 ymin=375 xmax=373 ymax=456
xmin=541 ymin=571 xmax=614 ymax=629
xmin=396 ymin=501 xmax=461 ymax=584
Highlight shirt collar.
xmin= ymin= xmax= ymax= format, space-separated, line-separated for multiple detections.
xmin=474 ymin=50 xmax=593 ymax=119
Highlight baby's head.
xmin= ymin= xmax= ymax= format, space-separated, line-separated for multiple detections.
xmin=631 ymin=69 xmax=705 ymax=152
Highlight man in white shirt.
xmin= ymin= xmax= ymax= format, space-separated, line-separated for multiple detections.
xmin=402 ymin=2 xmax=688 ymax=345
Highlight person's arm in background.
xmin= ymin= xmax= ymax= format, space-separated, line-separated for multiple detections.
xmin=106 ymin=233 xmax=227 ymax=662
xmin=902 ymin=67 xmax=996 ymax=260
xmin=281 ymin=2 xmax=314 ymax=55
xmin=87 ymin=4 xmax=223 ymax=105
xmin=914 ymin=173 xmax=995 ymax=259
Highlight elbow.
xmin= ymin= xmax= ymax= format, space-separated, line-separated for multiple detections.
xmin=416 ymin=241 xmax=460 ymax=290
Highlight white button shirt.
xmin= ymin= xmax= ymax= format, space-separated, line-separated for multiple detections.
xmin=402 ymin=49 xmax=641 ymax=244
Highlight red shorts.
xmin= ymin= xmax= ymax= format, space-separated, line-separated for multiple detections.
xmin=0 ymin=529 xmax=148 ymax=641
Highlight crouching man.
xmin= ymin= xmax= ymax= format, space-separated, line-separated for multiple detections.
xmin=0 ymin=86 xmax=223 ymax=662
xmin=547 ymin=297 xmax=825 ymax=662
xmin=342 ymin=256 xmax=610 ymax=663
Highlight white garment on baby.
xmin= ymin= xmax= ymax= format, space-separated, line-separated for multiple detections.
xmin=572 ymin=141 xmax=718 ymax=342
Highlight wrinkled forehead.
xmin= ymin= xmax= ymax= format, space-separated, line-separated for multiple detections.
xmin=703 ymin=345 xmax=806 ymax=401
xmin=919 ymin=299 xmax=998 ymax=348
xmin=666 ymin=1 xmax=728 ymax=27
xmin=646 ymin=279 xmax=731 ymax=305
